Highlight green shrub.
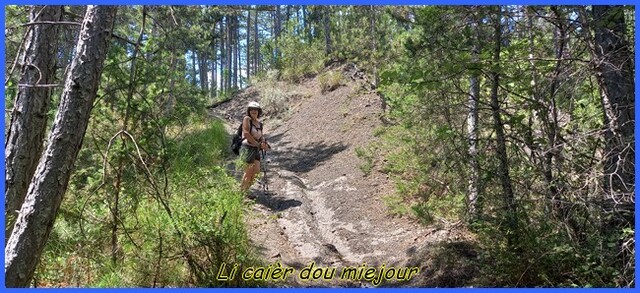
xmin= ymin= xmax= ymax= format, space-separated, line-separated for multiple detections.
xmin=318 ymin=71 xmax=343 ymax=93
xmin=260 ymin=86 xmax=292 ymax=118
xmin=277 ymin=34 xmax=326 ymax=82
xmin=354 ymin=146 xmax=375 ymax=176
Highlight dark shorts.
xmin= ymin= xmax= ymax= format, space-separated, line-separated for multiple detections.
xmin=241 ymin=144 xmax=261 ymax=164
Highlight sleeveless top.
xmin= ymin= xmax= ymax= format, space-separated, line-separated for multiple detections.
xmin=242 ymin=117 xmax=263 ymax=147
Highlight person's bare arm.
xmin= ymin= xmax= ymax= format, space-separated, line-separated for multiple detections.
xmin=260 ymin=124 xmax=268 ymax=150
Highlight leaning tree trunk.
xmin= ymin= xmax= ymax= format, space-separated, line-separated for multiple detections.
xmin=4 ymin=6 xmax=117 ymax=287
xmin=5 ymin=5 xmax=63 ymax=243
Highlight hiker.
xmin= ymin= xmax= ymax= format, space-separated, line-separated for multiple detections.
xmin=240 ymin=101 xmax=268 ymax=192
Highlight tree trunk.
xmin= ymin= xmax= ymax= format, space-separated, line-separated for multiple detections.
xmin=254 ymin=10 xmax=259 ymax=74
xmin=233 ymin=16 xmax=238 ymax=90
xmin=108 ymin=5 xmax=145 ymax=265
xmin=247 ymin=8 xmax=252 ymax=81
xmin=467 ymin=10 xmax=481 ymax=218
xmin=190 ymin=49 xmax=197 ymax=86
xmin=229 ymin=17 xmax=234 ymax=90
xmin=211 ymin=21 xmax=218 ymax=98
xmin=490 ymin=6 xmax=518 ymax=247
xmin=590 ymin=5 xmax=635 ymax=206
xmin=5 ymin=5 xmax=64 ymax=243
xmin=4 ymin=6 xmax=117 ymax=287
xmin=199 ymin=50 xmax=209 ymax=91
xmin=323 ymin=6 xmax=332 ymax=56
xmin=303 ymin=5 xmax=311 ymax=41
xmin=219 ymin=18 xmax=226 ymax=94
xmin=541 ymin=7 xmax=568 ymax=216
xmin=163 ymin=26 xmax=178 ymax=116
xmin=226 ymin=16 xmax=232 ymax=92
xmin=525 ymin=5 xmax=542 ymax=188
xmin=274 ymin=5 xmax=282 ymax=66
xmin=583 ymin=6 xmax=635 ymax=284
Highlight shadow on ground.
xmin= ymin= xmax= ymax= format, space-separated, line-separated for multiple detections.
xmin=251 ymin=190 xmax=302 ymax=212
xmin=269 ymin=140 xmax=349 ymax=174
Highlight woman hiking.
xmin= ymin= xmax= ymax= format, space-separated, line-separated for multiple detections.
xmin=240 ymin=101 xmax=268 ymax=193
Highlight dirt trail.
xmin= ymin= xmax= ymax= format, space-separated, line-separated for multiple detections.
xmin=210 ymin=65 xmax=478 ymax=287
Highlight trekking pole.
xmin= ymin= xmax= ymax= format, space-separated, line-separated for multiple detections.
xmin=261 ymin=149 xmax=268 ymax=193
xmin=261 ymin=138 xmax=272 ymax=194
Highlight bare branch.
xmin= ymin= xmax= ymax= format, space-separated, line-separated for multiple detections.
xmin=6 ymin=21 xmax=82 ymax=31
xmin=17 ymin=83 xmax=60 ymax=88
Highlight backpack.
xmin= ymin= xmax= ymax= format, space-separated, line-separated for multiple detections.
xmin=231 ymin=123 xmax=243 ymax=155
xmin=231 ymin=118 xmax=262 ymax=155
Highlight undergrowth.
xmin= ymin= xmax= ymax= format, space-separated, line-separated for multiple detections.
xmin=35 ymin=119 xmax=265 ymax=287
